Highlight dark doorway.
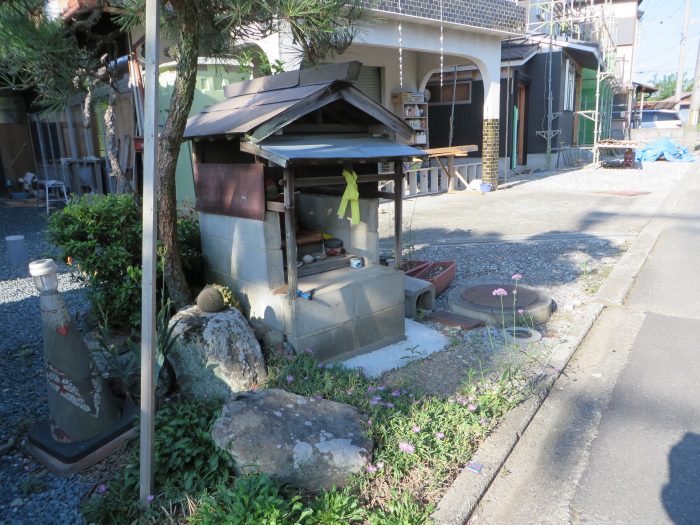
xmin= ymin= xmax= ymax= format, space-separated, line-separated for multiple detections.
xmin=517 ymin=83 xmax=528 ymax=165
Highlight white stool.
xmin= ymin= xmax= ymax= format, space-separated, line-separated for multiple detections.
xmin=37 ymin=180 xmax=69 ymax=214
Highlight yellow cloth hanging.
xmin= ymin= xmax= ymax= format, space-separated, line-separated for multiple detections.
xmin=338 ymin=169 xmax=360 ymax=225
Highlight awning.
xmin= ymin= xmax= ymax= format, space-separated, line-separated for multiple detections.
xmin=560 ymin=41 xmax=600 ymax=70
xmin=240 ymin=136 xmax=427 ymax=167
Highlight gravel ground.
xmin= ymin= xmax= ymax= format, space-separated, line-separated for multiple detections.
xmin=0 ymin=204 xmax=91 ymax=525
xmin=504 ymin=162 xmax=685 ymax=193
xmin=381 ymin=236 xmax=626 ymax=395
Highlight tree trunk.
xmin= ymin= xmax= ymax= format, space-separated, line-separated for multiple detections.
xmin=157 ymin=3 xmax=200 ymax=308
xmin=104 ymin=87 xmax=131 ymax=193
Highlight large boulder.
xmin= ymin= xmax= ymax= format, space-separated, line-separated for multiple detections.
xmin=212 ymin=389 xmax=372 ymax=491
xmin=168 ymin=306 xmax=267 ymax=402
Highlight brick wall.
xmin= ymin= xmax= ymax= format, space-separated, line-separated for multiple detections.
xmin=361 ymin=0 xmax=526 ymax=34
xmin=482 ymin=118 xmax=500 ymax=186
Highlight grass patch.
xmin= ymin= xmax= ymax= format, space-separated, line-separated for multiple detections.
xmin=83 ymin=350 xmax=528 ymax=524
xmin=267 ymin=350 xmax=527 ymax=519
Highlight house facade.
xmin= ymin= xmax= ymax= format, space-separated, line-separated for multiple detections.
xmin=257 ymin=0 xmax=526 ymax=187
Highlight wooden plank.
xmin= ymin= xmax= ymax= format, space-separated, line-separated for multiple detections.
xmin=297 ymin=255 xmax=350 ymax=277
xmin=394 ymin=161 xmax=403 ymax=270
xmin=266 ymin=200 xmax=285 ymax=213
xmin=283 ymin=173 xmax=395 ymax=188
xmin=284 ymin=167 xmax=298 ymax=301
xmin=240 ymin=141 xmax=288 ymax=168
xmin=424 ymin=145 xmax=477 ymax=156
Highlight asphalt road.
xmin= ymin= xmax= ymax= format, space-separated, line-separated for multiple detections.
xmin=469 ymin=163 xmax=700 ymax=525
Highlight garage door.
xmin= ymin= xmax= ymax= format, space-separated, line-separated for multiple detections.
xmin=355 ymin=66 xmax=382 ymax=104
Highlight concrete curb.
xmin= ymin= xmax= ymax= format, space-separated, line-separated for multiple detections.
xmin=431 ymin=164 xmax=697 ymax=525
xmin=430 ymin=302 xmax=603 ymax=525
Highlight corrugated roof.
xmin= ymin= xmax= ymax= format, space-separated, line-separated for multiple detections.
xmin=252 ymin=136 xmax=426 ymax=166
xmin=184 ymin=83 xmax=331 ymax=139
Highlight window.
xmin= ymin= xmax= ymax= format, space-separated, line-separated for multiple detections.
xmin=564 ymin=59 xmax=576 ymax=111
xmin=426 ymin=70 xmax=472 ymax=105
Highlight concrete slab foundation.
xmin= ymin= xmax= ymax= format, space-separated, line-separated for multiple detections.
xmin=342 ymin=319 xmax=449 ymax=378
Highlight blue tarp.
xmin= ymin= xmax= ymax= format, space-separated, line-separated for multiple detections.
xmin=635 ymin=137 xmax=695 ymax=163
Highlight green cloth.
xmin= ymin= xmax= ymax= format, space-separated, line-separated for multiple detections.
xmin=338 ymin=169 xmax=360 ymax=225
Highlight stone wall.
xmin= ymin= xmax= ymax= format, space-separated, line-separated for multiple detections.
xmin=360 ymin=0 xmax=526 ymax=35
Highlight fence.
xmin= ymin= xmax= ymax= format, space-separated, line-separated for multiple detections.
xmin=380 ymin=162 xmax=483 ymax=199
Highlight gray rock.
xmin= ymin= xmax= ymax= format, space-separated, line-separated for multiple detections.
xmin=196 ymin=285 xmax=226 ymax=313
xmin=168 ymin=306 xmax=267 ymax=402
xmin=212 ymin=389 xmax=372 ymax=490
xmin=262 ymin=328 xmax=286 ymax=351
xmin=249 ymin=318 xmax=273 ymax=341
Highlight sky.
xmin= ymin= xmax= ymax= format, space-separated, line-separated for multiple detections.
xmin=636 ymin=0 xmax=700 ymax=85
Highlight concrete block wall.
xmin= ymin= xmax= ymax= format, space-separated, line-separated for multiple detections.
xmin=297 ymin=194 xmax=380 ymax=264
xmin=631 ymin=128 xmax=699 ymax=151
xmin=199 ymin=211 xmax=287 ymax=328
xmin=199 ymin=204 xmax=406 ymax=359
xmin=285 ymin=266 xmax=405 ymax=361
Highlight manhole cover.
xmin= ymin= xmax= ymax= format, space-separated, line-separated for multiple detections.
xmin=460 ymin=284 xmax=540 ymax=309
xmin=449 ymin=283 xmax=553 ymax=326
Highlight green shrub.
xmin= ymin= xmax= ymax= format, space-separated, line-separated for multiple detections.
xmin=47 ymin=194 xmax=142 ymax=332
xmin=188 ymin=475 xmax=309 ymax=525
xmin=178 ymin=216 xmax=205 ymax=288
xmin=47 ymin=195 xmax=204 ymax=334
xmin=81 ymin=401 xmax=233 ymax=524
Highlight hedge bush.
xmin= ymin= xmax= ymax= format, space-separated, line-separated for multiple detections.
xmin=47 ymin=194 xmax=203 ymax=334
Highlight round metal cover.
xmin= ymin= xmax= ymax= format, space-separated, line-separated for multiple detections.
xmin=460 ymin=284 xmax=540 ymax=309
xmin=448 ymin=282 xmax=553 ymax=326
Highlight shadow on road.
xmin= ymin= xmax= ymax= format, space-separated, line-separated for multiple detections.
xmin=662 ymin=432 xmax=700 ymax=525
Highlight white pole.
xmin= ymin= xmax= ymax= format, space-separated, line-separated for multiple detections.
xmin=689 ymin=38 xmax=700 ymax=127
xmin=140 ymin=0 xmax=160 ymax=506
xmin=675 ymin=0 xmax=691 ymax=105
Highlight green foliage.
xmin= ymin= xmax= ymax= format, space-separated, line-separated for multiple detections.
xmin=268 ymin=351 xmax=524 ymax=521
xmin=236 ymin=46 xmax=285 ymax=77
xmin=188 ymin=475 xmax=310 ymax=525
xmin=273 ymin=0 xmax=368 ymax=66
xmin=177 ymin=216 xmax=205 ymax=288
xmin=0 ymin=0 xmax=93 ymax=110
xmin=648 ymin=73 xmax=694 ymax=101
xmin=47 ymin=195 xmax=203 ymax=333
xmin=92 ymin=286 xmax=180 ymax=401
xmin=212 ymin=283 xmax=242 ymax=311
xmin=82 ymin=401 xmax=233 ymax=524
xmin=304 ymin=488 xmax=366 ymax=524
xmin=366 ymin=491 xmax=435 ymax=525
xmin=47 ymin=194 xmax=142 ymax=332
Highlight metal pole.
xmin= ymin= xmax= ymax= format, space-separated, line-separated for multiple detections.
xmin=675 ymin=0 xmax=691 ymax=105
xmin=140 ymin=0 xmax=160 ymax=507
xmin=592 ymin=62 xmax=601 ymax=164
xmin=688 ymin=37 xmax=700 ymax=128
xmin=546 ymin=31 xmax=554 ymax=169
